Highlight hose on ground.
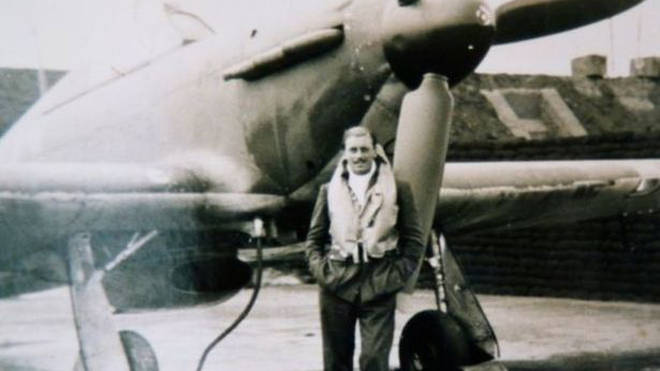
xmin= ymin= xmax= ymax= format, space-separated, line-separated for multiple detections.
xmin=195 ymin=236 xmax=263 ymax=371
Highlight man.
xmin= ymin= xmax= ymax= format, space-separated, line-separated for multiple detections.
xmin=305 ymin=126 xmax=425 ymax=371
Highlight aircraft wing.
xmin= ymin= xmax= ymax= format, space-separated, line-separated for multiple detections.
xmin=493 ymin=0 xmax=645 ymax=44
xmin=0 ymin=162 xmax=285 ymax=233
xmin=438 ymin=159 xmax=660 ymax=233
xmin=0 ymin=161 xmax=286 ymax=309
xmin=291 ymin=156 xmax=660 ymax=235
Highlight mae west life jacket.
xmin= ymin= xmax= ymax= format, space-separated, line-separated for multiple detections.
xmin=326 ymin=145 xmax=399 ymax=261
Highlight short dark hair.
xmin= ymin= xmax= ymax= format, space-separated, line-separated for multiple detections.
xmin=342 ymin=126 xmax=377 ymax=148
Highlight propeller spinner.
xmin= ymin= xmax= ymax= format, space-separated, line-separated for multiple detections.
xmin=381 ymin=0 xmax=496 ymax=87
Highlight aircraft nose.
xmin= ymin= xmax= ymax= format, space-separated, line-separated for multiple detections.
xmin=381 ymin=0 xmax=495 ymax=88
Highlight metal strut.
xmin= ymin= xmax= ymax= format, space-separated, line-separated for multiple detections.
xmin=67 ymin=232 xmax=132 ymax=371
xmin=430 ymin=232 xmax=502 ymax=361
xmin=427 ymin=232 xmax=447 ymax=313
xmin=67 ymin=231 xmax=160 ymax=371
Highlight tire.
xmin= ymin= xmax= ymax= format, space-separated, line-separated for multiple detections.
xmin=73 ymin=330 xmax=158 ymax=371
xmin=399 ymin=310 xmax=471 ymax=371
xmin=119 ymin=330 xmax=159 ymax=371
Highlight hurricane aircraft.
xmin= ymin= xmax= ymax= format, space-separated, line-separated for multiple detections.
xmin=0 ymin=0 xmax=656 ymax=370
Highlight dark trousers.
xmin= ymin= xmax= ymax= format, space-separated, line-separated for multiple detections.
xmin=319 ymin=288 xmax=396 ymax=371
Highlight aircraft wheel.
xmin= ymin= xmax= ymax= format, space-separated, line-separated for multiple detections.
xmin=399 ymin=310 xmax=471 ymax=371
xmin=119 ymin=330 xmax=159 ymax=371
xmin=73 ymin=330 xmax=158 ymax=371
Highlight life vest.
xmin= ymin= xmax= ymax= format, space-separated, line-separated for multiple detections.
xmin=326 ymin=146 xmax=399 ymax=261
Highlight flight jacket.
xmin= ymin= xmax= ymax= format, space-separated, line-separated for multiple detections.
xmin=305 ymin=158 xmax=425 ymax=303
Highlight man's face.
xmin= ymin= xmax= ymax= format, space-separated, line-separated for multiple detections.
xmin=345 ymin=134 xmax=376 ymax=175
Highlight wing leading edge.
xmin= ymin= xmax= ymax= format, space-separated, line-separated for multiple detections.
xmin=438 ymin=159 xmax=660 ymax=233
xmin=0 ymin=163 xmax=286 ymax=234
xmin=291 ymin=158 xmax=660 ymax=234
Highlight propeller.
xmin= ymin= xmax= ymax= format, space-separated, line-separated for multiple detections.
xmin=378 ymin=1 xmax=644 ymax=369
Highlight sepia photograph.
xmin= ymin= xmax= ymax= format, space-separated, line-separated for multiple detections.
xmin=1 ymin=0 xmax=660 ymax=370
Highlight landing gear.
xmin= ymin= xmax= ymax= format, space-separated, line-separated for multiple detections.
xmin=399 ymin=310 xmax=471 ymax=371
xmin=67 ymin=232 xmax=159 ymax=371
xmin=398 ymin=234 xmax=499 ymax=371
xmin=117 ymin=330 xmax=159 ymax=371
xmin=74 ymin=331 xmax=158 ymax=371
xmin=66 ymin=220 xmax=268 ymax=371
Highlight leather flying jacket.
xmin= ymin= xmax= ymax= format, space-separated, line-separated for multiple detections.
xmin=305 ymin=146 xmax=426 ymax=303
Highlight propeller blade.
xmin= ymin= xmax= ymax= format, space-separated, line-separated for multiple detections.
xmin=360 ymin=74 xmax=409 ymax=153
xmin=493 ymin=0 xmax=645 ymax=44
xmin=393 ymin=74 xmax=454 ymax=293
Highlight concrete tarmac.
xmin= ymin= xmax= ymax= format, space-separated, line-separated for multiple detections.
xmin=1 ymin=284 xmax=660 ymax=371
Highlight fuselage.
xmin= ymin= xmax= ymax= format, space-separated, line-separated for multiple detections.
xmin=0 ymin=0 xmax=391 ymax=195
xmin=0 ymin=0 xmax=493 ymax=195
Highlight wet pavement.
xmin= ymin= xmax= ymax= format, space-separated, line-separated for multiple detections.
xmin=1 ymin=285 xmax=659 ymax=371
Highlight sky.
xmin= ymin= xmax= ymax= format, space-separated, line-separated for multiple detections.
xmin=0 ymin=0 xmax=658 ymax=77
